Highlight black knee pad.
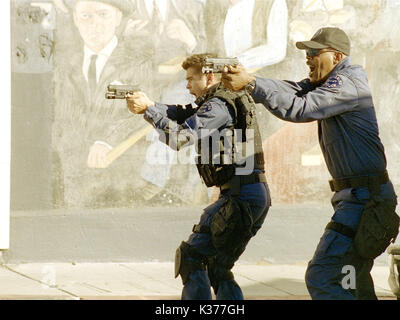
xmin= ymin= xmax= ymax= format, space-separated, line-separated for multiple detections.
xmin=175 ymin=241 xmax=206 ymax=285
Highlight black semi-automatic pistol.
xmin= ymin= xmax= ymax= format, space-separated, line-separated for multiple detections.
xmin=202 ymin=57 xmax=240 ymax=73
xmin=105 ymin=84 xmax=141 ymax=99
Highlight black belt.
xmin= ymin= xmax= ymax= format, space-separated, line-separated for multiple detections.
xmin=220 ymin=172 xmax=267 ymax=193
xmin=329 ymin=171 xmax=389 ymax=193
xmin=325 ymin=221 xmax=356 ymax=239
xmin=192 ymin=224 xmax=210 ymax=234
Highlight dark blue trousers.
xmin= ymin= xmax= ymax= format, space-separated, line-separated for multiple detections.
xmin=305 ymin=182 xmax=397 ymax=300
xmin=181 ymin=182 xmax=271 ymax=300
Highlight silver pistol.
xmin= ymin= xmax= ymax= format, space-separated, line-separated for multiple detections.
xmin=105 ymin=84 xmax=141 ymax=99
xmin=202 ymin=57 xmax=240 ymax=74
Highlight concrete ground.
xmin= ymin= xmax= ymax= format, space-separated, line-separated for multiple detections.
xmin=2 ymin=205 xmax=399 ymax=300
xmin=0 ymin=261 xmax=396 ymax=300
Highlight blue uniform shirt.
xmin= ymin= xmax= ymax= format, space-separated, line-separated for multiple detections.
xmin=252 ymin=57 xmax=387 ymax=180
xmin=144 ymin=97 xmax=235 ymax=152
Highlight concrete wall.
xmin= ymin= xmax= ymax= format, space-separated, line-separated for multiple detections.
xmin=3 ymin=205 xmax=393 ymax=266
xmin=7 ymin=0 xmax=400 ymax=261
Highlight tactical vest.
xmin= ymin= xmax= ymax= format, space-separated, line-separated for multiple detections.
xmin=194 ymin=84 xmax=265 ymax=187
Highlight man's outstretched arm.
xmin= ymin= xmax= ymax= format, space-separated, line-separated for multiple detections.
xmin=126 ymin=92 xmax=232 ymax=150
xmin=222 ymin=65 xmax=359 ymax=123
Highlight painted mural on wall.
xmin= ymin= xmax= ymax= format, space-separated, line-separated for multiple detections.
xmin=10 ymin=0 xmax=400 ymax=210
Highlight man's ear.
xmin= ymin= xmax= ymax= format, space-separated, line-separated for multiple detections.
xmin=334 ymin=51 xmax=344 ymax=64
xmin=206 ymin=72 xmax=215 ymax=86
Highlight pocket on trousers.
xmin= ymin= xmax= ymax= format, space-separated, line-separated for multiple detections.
xmin=210 ymin=196 xmax=253 ymax=257
xmin=314 ymin=230 xmax=352 ymax=261
xmin=351 ymin=187 xmax=370 ymax=202
xmin=354 ymin=198 xmax=400 ymax=259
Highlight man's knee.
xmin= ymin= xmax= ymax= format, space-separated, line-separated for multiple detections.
xmin=206 ymin=256 xmax=235 ymax=293
xmin=175 ymin=241 xmax=206 ymax=285
xmin=305 ymin=262 xmax=317 ymax=289
xmin=305 ymin=261 xmax=330 ymax=292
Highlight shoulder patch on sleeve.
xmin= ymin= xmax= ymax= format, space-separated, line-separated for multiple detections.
xmin=197 ymin=103 xmax=212 ymax=114
xmin=324 ymin=75 xmax=343 ymax=88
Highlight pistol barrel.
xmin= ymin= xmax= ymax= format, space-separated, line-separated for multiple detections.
xmin=202 ymin=57 xmax=240 ymax=73
xmin=105 ymin=84 xmax=140 ymax=99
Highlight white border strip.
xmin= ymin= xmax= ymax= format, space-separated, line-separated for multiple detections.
xmin=0 ymin=1 xmax=11 ymax=249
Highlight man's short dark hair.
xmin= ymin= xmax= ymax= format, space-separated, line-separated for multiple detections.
xmin=182 ymin=53 xmax=218 ymax=73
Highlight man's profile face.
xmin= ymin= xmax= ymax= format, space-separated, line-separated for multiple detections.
xmin=185 ymin=66 xmax=208 ymax=99
xmin=307 ymin=49 xmax=338 ymax=83
xmin=73 ymin=1 xmax=122 ymax=53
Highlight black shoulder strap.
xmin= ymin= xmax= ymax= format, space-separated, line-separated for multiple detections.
xmin=176 ymin=104 xmax=196 ymax=125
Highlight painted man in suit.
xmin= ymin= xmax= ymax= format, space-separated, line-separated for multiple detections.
xmin=52 ymin=0 xmax=171 ymax=208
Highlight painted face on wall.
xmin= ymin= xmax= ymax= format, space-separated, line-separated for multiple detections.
xmin=306 ymin=49 xmax=339 ymax=83
xmin=185 ymin=66 xmax=208 ymax=99
xmin=73 ymin=1 xmax=122 ymax=53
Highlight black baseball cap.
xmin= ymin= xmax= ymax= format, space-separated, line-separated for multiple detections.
xmin=296 ymin=27 xmax=351 ymax=56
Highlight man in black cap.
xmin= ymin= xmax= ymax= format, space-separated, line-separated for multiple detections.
xmin=222 ymin=27 xmax=399 ymax=299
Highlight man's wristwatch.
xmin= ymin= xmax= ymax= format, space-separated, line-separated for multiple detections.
xmin=245 ymin=79 xmax=256 ymax=94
